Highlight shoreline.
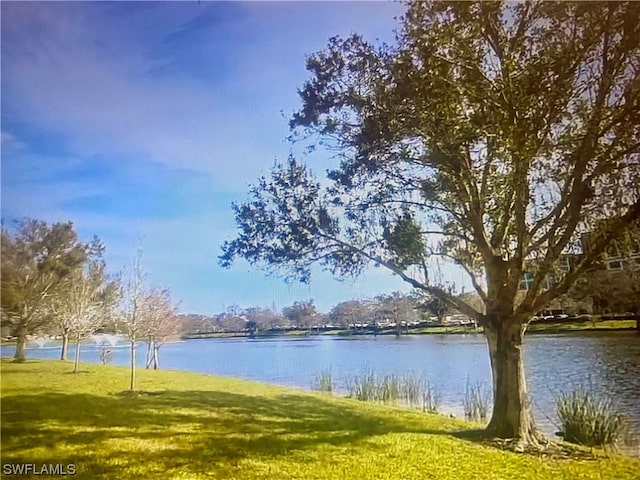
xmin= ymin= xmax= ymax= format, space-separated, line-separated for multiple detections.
xmin=183 ymin=319 xmax=638 ymax=340
xmin=2 ymin=319 xmax=636 ymax=346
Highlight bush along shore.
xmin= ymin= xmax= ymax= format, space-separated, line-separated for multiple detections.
xmin=2 ymin=358 xmax=639 ymax=480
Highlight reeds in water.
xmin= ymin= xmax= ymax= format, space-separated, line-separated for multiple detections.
xmin=312 ymin=371 xmax=334 ymax=393
xmin=422 ymin=381 xmax=441 ymax=413
xmin=463 ymin=380 xmax=490 ymax=422
xmin=346 ymin=371 xmax=436 ymax=409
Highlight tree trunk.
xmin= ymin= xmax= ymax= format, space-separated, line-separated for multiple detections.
xmin=60 ymin=333 xmax=69 ymax=361
xmin=130 ymin=339 xmax=136 ymax=391
xmin=145 ymin=340 xmax=153 ymax=369
xmin=484 ymin=320 xmax=542 ymax=445
xmin=13 ymin=329 xmax=27 ymax=362
xmin=73 ymin=335 xmax=81 ymax=373
xmin=152 ymin=345 xmax=159 ymax=370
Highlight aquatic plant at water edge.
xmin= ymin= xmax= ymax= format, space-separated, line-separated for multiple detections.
xmin=422 ymin=381 xmax=441 ymax=413
xmin=312 ymin=371 xmax=333 ymax=393
xmin=346 ymin=371 xmax=432 ymax=409
xmin=555 ymin=388 xmax=631 ymax=448
xmin=347 ymin=370 xmax=378 ymax=402
xmin=463 ymin=380 xmax=490 ymax=422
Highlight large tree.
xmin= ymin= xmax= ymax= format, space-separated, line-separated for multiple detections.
xmin=329 ymin=299 xmax=372 ymax=329
xmin=374 ymin=292 xmax=418 ymax=335
xmin=283 ymin=300 xmax=317 ymax=331
xmin=1 ymin=219 xmax=101 ymax=361
xmin=220 ymin=1 xmax=640 ymax=445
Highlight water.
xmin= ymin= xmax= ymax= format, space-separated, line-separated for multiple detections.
xmin=3 ymin=332 xmax=639 ymax=440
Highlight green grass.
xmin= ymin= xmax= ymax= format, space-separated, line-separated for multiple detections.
xmin=1 ymin=359 xmax=639 ymax=479
xmin=527 ymin=319 xmax=637 ymax=333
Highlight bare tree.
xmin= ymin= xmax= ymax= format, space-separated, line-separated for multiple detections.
xmin=119 ymin=249 xmax=145 ymax=391
xmin=51 ymin=260 xmax=119 ymax=372
xmin=139 ymin=287 xmax=181 ymax=370
xmin=374 ymin=292 xmax=417 ymax=335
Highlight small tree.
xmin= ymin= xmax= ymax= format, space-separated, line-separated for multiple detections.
xmin=216 ymin=306 xmax=246 ymax=332
xmin=329 ymin=299 xmax=372 ymax=329
xmin=243 ymin=306 xmax=283 ymax=332
xmin=422 ymin=297 xmax=453 ymax=325
xmin=119 ymin=250 xmax=145 ymax=391
xmin=52 ymin=253 xmax=118 ymax=361
xmin=51 ymin=260 xmax=119 ymax=372
xmin=139 ymin=287 xmax=181 ymax=370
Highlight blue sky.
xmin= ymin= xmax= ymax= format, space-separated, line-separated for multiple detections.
xmin=1 ymin=1 xmax=469 ymax=314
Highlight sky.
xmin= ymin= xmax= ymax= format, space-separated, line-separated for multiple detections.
xmin=1 ymin=1 xmax=470 ymax=315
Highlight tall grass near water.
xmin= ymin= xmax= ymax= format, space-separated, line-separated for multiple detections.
xmin=345 ymin=371 xmax=440 ymax=411
xmin=555 ymin=387 xmax=632 ymax=448
xmin=463 ymin=380 xmax=490 ymax=422
xmin=312 ymin=371 xmax=334 ymax=393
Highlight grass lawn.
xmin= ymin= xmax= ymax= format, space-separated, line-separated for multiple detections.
xmin=1 ymin=359 xmax=638 ymax=479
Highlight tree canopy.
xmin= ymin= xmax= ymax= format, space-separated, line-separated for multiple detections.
xmin=222 ymin=1 xmax=640 ymax=323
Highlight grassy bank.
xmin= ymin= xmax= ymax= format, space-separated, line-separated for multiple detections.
xmin=527 ymin=319 xmax=637 ymax=333
xmin=2 ymin=360 xmax=638 ymax=479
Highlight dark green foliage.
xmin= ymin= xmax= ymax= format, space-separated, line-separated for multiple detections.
xmin=283 ymin=300 xmax=316 ymax=329
xmin=383 ymin=213 xmax=425 ymax=268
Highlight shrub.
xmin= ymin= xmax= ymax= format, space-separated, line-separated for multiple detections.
xmin=555 ymin=388 xmax=630 ymax=448
xmin=378 ymin=374 xmax=401 ymax=404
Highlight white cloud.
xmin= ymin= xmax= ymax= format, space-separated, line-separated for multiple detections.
xmin=2 ymin=2 xmax=403 ymax=191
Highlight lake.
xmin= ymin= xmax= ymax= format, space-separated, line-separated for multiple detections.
xmin=3 ymin=331 xmax=639 ymax=440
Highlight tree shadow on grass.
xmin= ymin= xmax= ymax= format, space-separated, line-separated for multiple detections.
xmin=1 ymin=388 xmax=470 ymax=479
xmin=451 ymin=428 xmax=600 ymax=460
